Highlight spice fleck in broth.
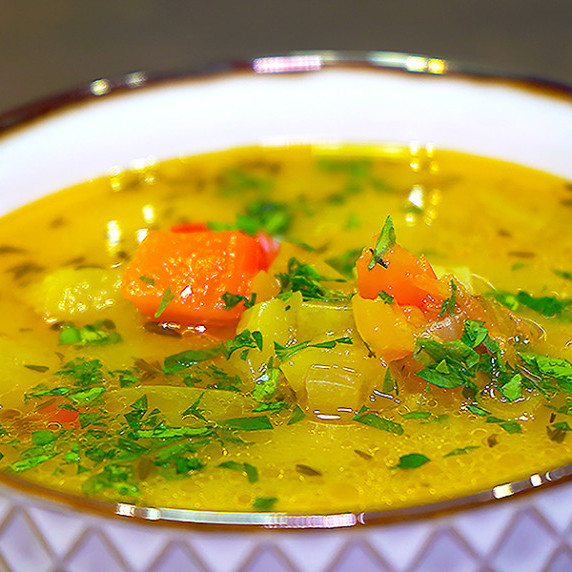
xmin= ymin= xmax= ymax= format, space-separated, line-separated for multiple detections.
xmin=0 ymin=144 xmax=571 ymax=513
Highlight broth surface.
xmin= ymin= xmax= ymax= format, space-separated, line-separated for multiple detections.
xmin=0 ymin=144 xmax=571 ymax=513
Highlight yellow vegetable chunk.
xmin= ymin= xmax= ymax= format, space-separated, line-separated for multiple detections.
xmin=297 ymin=300 xmax=355 ymax=340
xmin=280 ymin=337 xmax=384 ymax=412
xmin=352 ymin=294 xmax=415 ymax=363
xmin=230 ymin=292 xmax=302 ymax=381
xmin=28 ymin=267 xmax=122 ymax=321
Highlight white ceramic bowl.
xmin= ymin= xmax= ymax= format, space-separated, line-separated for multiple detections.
xmin=1 ymin=51 xmax=572 ymax=572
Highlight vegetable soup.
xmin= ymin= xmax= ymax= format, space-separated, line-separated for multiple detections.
xmin=0 ymin=144 xmax=571 ymax=514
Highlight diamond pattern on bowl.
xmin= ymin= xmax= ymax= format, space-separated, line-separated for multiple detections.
xmin=273 ymin=531 xmax=346 ymax=572
xmin=367 ymin=520 xmax=434 ymax=570
xmin=409 ymin=529 xmax=478 ymax=572
xmin=28 ymin=504 xmax=88 ymax=558
xmin=452 ymin=502 xmax=516 ymax=556
xmin=491 ymin=508 xmax=557 ymax=572
xmin=534 ymin=484 xmax=572 ymax=534
xmin=64 ymin=529 xmax=128 ymax=572
xmin=189 ymin=533 xmax=260 ymax=572
xmin=241 ymin=545 xmax=296 ymax=572
xmin=1 ymin=480 xmax=572 ymax=570
xmin=103 ymin=521 xmax=169 ymax=571
xmin=148 ymin=542 xmax=206 ymax=572
xmin=329 ymin=541 xmax=387 ymax=572
xmin=0 ymin=509 xmax=52 ymax=572
xmin=545 ymin=548 xmax=572 ymax=572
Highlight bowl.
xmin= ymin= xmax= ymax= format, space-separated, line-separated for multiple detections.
xmin=1 ymin=51 xmax=572 ymax=571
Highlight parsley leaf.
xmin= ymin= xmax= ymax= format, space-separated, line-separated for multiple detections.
xmin=277 ymin=258 xmax=348 ymax=302
xmin=252 ymin=496 xmax=278 ymax=511
xmin=154 ymin=287 xmax=175 ymax=319
xmin=219 ymin=416 xmax=273 ymax=431
xmin=438 ymin=279 xmax=457 ymax=317
xmin=353 ymin=412 xmax=404 ymax=435
xmin=274 ymin=336 xmax=352 ymax=361
xmin=251 ymin=362 xmax=281 ymax=402
xmin=394 ymin=453 xmax=430 ymax=469
xmin=219 ymin=461 xmax=259 ymax=483
xmin=163 ymin=346 xmax=223 ymax=374
xmin=223 ymin=329 xmax=263 ymax=358
xmin=368 ymin=215 xmax=396 ymax=270
xmin=58 ymin=321 xmax=122 ymax=346
xmin=488 ymin=290 xmax=572 ymax=319
xmin=287 ymin=404 xmax=306 ymax=425
xmin=222 ymin=291 xmax=257 ymax=310
xmin=444 ymin=445 xmax=479 ymax=457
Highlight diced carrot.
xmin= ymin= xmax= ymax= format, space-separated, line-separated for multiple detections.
xmin=171 ymin=222 xmax=209 ymax=233
xmin=122 ymin=230 xmax=269 ymax=326
xmin=356 ymin=243 xmax=448 ymax=310
xmin=39 ymin=403 xmax=80 ymax=428
xmin=170 ymin=223 xmax=279 ymax=271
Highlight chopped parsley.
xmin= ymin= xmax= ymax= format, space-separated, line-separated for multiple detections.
xmin=394 ymin=453 xmax=430 ymax=469
xmin=58 ymin=321 xmax=122 ymax=346
xmin=368 ymin=216 xmax=396 ymax=270
xmin=154 ymin=287 xmax=175 ymax=318
xmin=488 ymin=290 xmax=572 ymax=319
xmin=553 ymin=269 xmax=572 ymax=281
xmin=444 ymin=445 xmax=479 ymax=457
xmin=377 ymin=290 xmax=394 ymax=305
xmin=277 ymin=258 xmax=348 ymax=302
xmin=287 ymin=404 xmax=306 ymax=425
xmin=219 ymin=416 xmax=273 ymax=431
xmin=209 ymin=200 xmax=291 ymax=237
xmin=252 ymin=496 xmax=278 ymax=511
xmin=163 ymin=345 xmax=223 ymax=374
xmin=274 ymin=336 xmax=352 ymax=361
xmin=223 ymin=329 xmax=263 ymax=358
xmin=353 ymin=412 xmax=404 ymax=435
xmin=438 ymin=279 xmax=457 ymax=317
xmin=222 ymin=291 xmax=257 ymax=310
xmin=219 ymin=461 xmax=259 ymax=483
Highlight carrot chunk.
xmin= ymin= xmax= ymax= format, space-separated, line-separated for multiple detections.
xmin=356 ymin=243 xmax=447 ymax=310
xmin=122 ymin=230 xmax=269 ymax=326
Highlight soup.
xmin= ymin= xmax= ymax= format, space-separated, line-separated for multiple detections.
xmin=0 ymin=144 xmax=570 ymax=514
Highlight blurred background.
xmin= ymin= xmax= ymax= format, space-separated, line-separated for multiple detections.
xmin=1 ymin=0 xmax=571 ymax=114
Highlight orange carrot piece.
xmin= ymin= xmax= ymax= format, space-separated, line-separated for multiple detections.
xmin=122 ymin=230 xmax=267 ymax=326
xmin=356 ymin=243 xmax=447 ymax=310
xmin=40 ymin=403 xmax=80 ymax=428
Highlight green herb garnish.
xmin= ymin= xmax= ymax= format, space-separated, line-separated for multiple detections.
xmin=58 ymin=321 xmax=122 ymax=346
xmin=277 ymin=258 xmax=348 ymax=302
xmin=252 ymin=496 xmax=278 ymax=511
xmin=222 ymin=291 xmax=257 ymax=310
xmin=154 ymin=287 xmax=175 ymax=319
xmin=287 ymin=404 xmax=306 ymax=425
xmin=488 ymin=290 xmax=572 ymax=319
xmin=438 ymin=279 xmax=457 ymax=317
xmin=377 ymin=290 xmax=394 ymax=304
xmin=394 ymin=453 xmax=430 ymax=469
xmin=163 ymin=346 xmax=223 ymax=374
xmin=368 ymin=216 xmax=396 ymax=270
xmin=444 ymin=446 xmax=479 ymax=457
xmin=274 ymin=336 xmax=352 ymax=361
xmin=219 ymin=416 xmax=273 ymax=431
xmin=353 ymin=412 xmax=404 ymax=435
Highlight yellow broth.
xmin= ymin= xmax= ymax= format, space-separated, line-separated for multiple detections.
xmin=0 ymin=144 xmax=570 ymax=513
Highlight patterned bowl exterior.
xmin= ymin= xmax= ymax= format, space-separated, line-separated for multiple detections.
xmin=3 ymin=479 xmax=572 ymax=571
xmin=1 ymin=52 xmax=572 ymax=571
